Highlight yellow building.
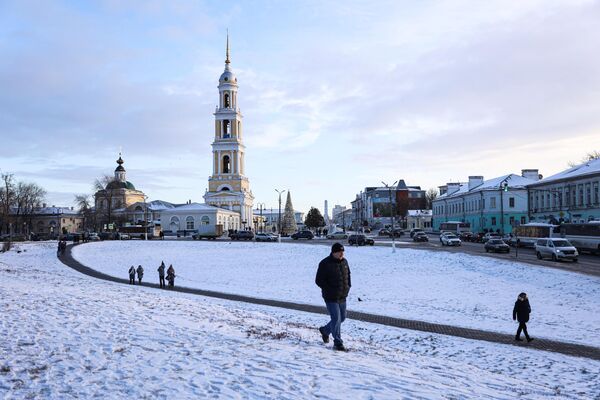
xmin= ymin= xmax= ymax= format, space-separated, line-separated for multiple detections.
xmin=203 ymin=35 xmax=254 ymax=227
xmin=94 ymin=155 xmax=146 ymax=226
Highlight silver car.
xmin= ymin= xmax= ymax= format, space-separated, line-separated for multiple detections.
xmin=441 ymin=233 xmax=461 ymax=246
xmin=535 ymin=238 xmax=578 ymax=262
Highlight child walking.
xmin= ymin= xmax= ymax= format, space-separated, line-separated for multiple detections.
xmin=513 ymin=292 xmax=534 ymax=342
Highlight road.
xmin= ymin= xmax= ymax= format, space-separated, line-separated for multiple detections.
xmin=272 ymin=234 xmax=600 ymax=277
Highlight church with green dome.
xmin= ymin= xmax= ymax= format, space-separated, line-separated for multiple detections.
xmin=94 ymin=155 xmax=146 ymax=216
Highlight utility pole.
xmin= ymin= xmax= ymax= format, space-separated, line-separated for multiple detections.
xmin=275 ymin=189 xmax=286 ymax=242
xmin=382 ymin=180 xmax=398 ymax=253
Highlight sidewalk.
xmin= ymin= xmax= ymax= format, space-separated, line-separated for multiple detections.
xmin=60 ymin=244 xmax=600 ymax=361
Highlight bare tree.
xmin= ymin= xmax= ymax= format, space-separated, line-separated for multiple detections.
xmin=74 ymin=194 xmax=94 ymax=232
xmin=93 ymin=175 xmax=118 ymax=231
xmin=568 ymin=150 xmax=600 ymax=167
xmin=1 ymin=173 xmax=15 ymax=235
xmin=425 ymin=188 xmax=439 ymax=209
xmin=16 ymin=182 xmax=46 ymax=235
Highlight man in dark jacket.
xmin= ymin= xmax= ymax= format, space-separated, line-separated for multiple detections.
xmin=315 ymin=242 xmax=351 ymax=351
xmin=513 ymin=292 xmax=533 ymax=342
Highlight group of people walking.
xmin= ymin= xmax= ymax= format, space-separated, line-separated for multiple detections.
xmin=128 ymin=261 xmax=175 ymax=288
xmin=315 ymin=242 xmax=534 ymax=352
xmin=56 ymin=240 xmax=67 ymax=257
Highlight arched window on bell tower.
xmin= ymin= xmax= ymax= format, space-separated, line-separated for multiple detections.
xmin=224 ymin=93 xmax=230 ymax=108
xmin=223 ymin=120 xmax=231 ymax=138
xmin=222 ymin=155 xmax=231 ymax=173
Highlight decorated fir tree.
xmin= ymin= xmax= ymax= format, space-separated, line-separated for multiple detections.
xmin=281 ymin=191 xmax=298 ymax=235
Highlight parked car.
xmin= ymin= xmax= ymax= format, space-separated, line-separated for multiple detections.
xmin=230 ymin=230 xmax=255 ymax=241
xmin=413 ymin=232 xmax=429 ymax=242
xmin=535 ymin=238 xmax=578 ymax=262
xmin=362 ymin=227 xmax=371 ymax=233
xmin=484 ymin=239 xmax=510 ymax=253
xmin=409 ymin=228 xmax=424 ymax=238
xmin=440 ymin=233 xmax=461 ymax=246
xmin=118 ymin=233 xmax=130 ymax=240
xmin=291 ymin=230 xmax=314 ymax=240
xmin=88 ymin=233 xmax=100 ymax=241
xmin=348 ymin=234 xmax=374 ymax=246
xmin=378 ymin=229 xmax=390 ymax=236
xmin=481 ymin=232 xmax=501 ymax=243
xmin=255 ymin=233 xmax=276 ymax=242
xmin=326 ymin=231 xmax=348 ymax=240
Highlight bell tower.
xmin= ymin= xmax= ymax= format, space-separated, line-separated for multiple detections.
xmin=204 ymin=33 xmax=254 ymax=226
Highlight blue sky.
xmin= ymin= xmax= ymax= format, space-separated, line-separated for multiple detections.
xmin=1 ymin=0 xmax=600 ymax=213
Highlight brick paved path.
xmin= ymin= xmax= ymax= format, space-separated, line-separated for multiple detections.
xmin=60 ymin=244 xmax=600 ymax=361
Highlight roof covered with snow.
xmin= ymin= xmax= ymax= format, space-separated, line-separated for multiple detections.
xmin=530 ymin=157 xmax=600 ymax=186
xmin=407 ymin=210 xmax=432 ymax=217
xmin=161 ymin=202 xmax=239 ymax=214
xmin=436 ymin=173 xmax=538 ymax=200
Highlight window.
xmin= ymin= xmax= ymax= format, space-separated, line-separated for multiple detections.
xmin=222 ymin=155 xmax=231 ymax=173
xmin=490 ymin=197 xmax=496 ymax=209
xmin=186 ymin=216 xmax=194 ymax=230
xmin=509 ymin=216 xmax=515 ymax=226
xmin=223 ymin=120 xmax=231 ymax=138
xmin=595 ymin=183 xmax=599 ymax=204
xmin=521 ymin=216 xmax=526 ymax=224
xmin=491 ymin=217 xmax=497 ymax=226
xmin=201 ymin=216 xmax=210 ymax=225
xmin=509 ymin=197 xmax=515 ymax=208
xmin=224 ymin=93 xmax=230 ymax=108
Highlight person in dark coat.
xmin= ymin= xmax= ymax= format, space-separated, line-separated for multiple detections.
xmin=128 ymin=265 xmax=136 ymax=285
xmin=513 ymin=292 xmax=533 ymax=342
xmin=157 ymin=261 xmax=166 ymax=288
xmin=315 ymin=242 xmax=351 ymax=351
xmin=136 ymin=265 xmax=144 ymax=284
xmin=166 ymin=264 xmax=175 ymax=288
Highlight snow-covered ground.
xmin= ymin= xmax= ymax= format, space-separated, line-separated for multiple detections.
xmin=72 ymin=240 xmax=600 ymax=347
xmin=2 ymin=243 xmax=599 ymax=399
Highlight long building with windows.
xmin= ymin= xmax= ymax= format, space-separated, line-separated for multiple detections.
xmin=527 ymin=157 xmax=600 ymax=223
xmin=432 ymin=170 xmax=541 ymax=234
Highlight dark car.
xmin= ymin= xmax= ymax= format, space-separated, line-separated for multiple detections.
xmin=230 ymin=230 xmax=255 ymax=241
xmin=348 ymin=234 xmax=374 ymax=246
xmin=413 ymin=232 xmax=429 ymax=242
xmin=255 ymin=233 xmax=275 ymax=242
xmin=484 ymin=239 xmax=510 ymax=253
xmin=459 ymin=232 xmax=476 ymax=242
xmin=481 ymin=232 xmax=501 ymax=243
xmin=390 ymin=228 xmax=405 ymax=237
xmin=291 ymin=230 xmax=314 ymax=240
xmin=378 ymin=229 xmax=390 ymax=236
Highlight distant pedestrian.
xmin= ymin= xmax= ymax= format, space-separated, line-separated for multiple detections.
xmin=315 ymin=242 xmax=351 ymax=351
xmin=57 ymin=240 xmax=62 ymax=257
xmin=166 ymin=264 xmax=175 ymax=288
xmin=136 ymin=265 xmax=144 ymax=284
xmin=128 ymin=265 xmax=136 ymax=285
xmin=159 ymin=230 xmax=164 ymax=240
xmin=158 ymin=261 xmax=166 ymax=288
xmin=513 ymin=292 xmax=533 ymax=342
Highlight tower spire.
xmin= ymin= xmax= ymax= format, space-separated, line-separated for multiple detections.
xmin=225 ymin=29 xmax=230 ymax=65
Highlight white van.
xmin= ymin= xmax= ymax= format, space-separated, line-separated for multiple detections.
xmin=535 ymin=238 xmax=578 ymax=262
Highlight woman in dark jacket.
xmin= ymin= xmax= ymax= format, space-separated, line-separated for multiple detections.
xmin=513 ymin=292 xmax=533 ymax=342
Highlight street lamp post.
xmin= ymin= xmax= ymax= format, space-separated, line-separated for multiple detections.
xmin=275 ymin=189 xmax=286 ymax=241
xmin=256 ymin=202 xmax=265 ymax=233
xmin=382 ymin=180 xmax=398 ymax=253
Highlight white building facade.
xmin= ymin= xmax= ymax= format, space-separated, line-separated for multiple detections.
xmin=159 ymin=203 xmax=240 ymax=236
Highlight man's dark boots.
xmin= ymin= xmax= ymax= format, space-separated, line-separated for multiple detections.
xmin=515 ymin=336 xmax=523 ymax=342
xmin=319 ymin=326 xmax=329 ymax=343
